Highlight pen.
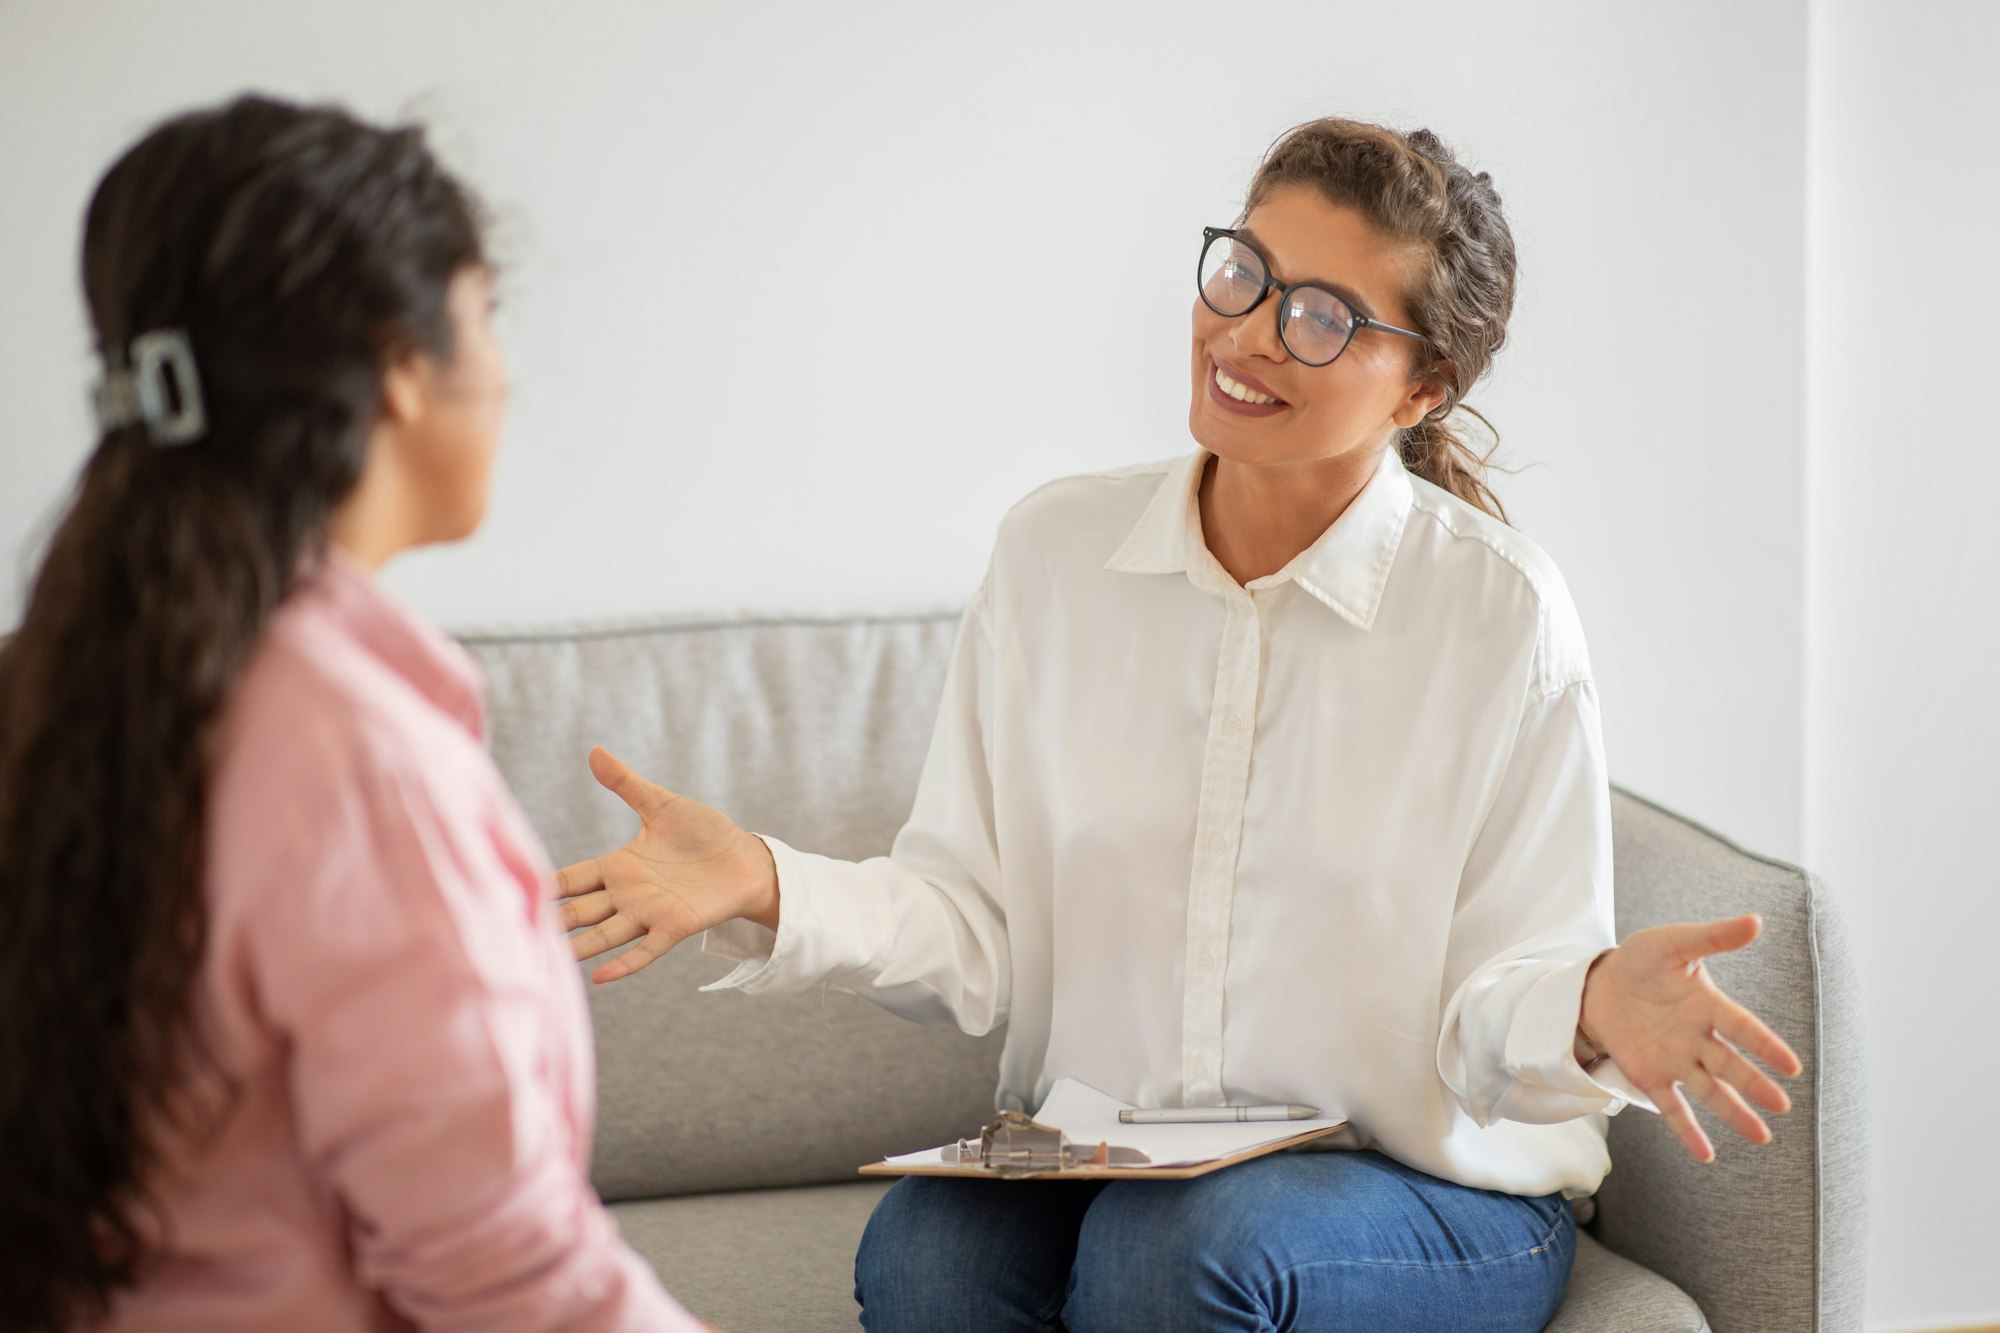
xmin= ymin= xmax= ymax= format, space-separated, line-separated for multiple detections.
xmin=1118 ymin=1105 xmax=1321 ymax=1124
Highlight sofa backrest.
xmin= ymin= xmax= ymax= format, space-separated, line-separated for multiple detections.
xmin=463 ymin=611 xmax=1865 ymax=1333
xmin=463 ymin=611 xmax=1002 ymax=1202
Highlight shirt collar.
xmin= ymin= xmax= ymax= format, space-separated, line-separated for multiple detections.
xmin=1104 ymin=446 xmax=1414 ymax=631
xmin=307 ymin=548 xmax=488 ymax=737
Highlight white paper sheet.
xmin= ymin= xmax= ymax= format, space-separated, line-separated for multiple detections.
xmin=880 ymin=1078 xmax=1350 ymax=1169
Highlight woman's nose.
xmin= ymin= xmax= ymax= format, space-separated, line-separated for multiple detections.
xmin=1228 ymin=297 xmax=1290 ymax=366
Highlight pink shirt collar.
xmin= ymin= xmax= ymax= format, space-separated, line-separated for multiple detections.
xmin=306 ymin=547 xmax=487 ymax=738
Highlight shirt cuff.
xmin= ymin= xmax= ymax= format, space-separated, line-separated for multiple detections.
xmin=699 ymin=834 xmax=812 ymax=996
xmin=1505 ymin=952 xmax=1659 ymax=1117
xmin=1580 ymin=1053 xmax=1658 ymax=1115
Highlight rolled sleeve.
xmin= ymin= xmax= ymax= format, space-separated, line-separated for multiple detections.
xmin=699 ymin=833 xmax=832 ymax=993
xmin=1436 ymin=678 xmax=1660 ymax=1128
xmin=1505 ymin=955 xmax=1659 ymax=1116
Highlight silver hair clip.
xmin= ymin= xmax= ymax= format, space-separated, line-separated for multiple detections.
xmin=92 ymin=328 xmax=207 ymax=447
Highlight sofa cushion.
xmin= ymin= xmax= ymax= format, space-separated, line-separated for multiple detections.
xmin=613 ymin=1181 xmax=889 ymax=1333
xmin=462 ymin=613 xmax=1003 ymax=1200
xmin=1548 ymin=1229 xmax=1710 ymax=1332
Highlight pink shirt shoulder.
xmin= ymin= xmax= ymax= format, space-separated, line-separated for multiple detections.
xmin=107 ymin=554 xmax=698 ymax=1332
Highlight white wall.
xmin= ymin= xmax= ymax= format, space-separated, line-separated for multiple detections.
xmin=1807 ymin=2 xmax=2000 ymax=1329
xmin=0 ymin=0 xmax=1808 ymax=864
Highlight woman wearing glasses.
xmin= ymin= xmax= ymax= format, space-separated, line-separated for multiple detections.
xmin=557 ymin=118 xmax=1801 ymax=1331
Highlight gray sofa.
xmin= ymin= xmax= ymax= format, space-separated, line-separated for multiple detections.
xmin=459 ymin=610 xmax=1869 ymax=1333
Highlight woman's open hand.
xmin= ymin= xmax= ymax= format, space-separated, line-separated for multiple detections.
xmin=553 ymin=747 xmax=780 ymax=984
xmin=1579 ymin=913 xmax=1804 ymax=1163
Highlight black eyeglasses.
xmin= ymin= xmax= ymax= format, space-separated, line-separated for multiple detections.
xmin=1197 ymin=227 xmax=1427 ymax=367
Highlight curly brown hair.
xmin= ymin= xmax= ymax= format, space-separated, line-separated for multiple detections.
xmin=1244 ymin=118 xmax=1519 ymax=523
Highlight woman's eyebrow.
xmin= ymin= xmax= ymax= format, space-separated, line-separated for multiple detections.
xmin=1237 ymin=227 xmax=1381 ymax=319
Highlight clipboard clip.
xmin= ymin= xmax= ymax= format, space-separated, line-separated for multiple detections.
xmin=942 ymin=1110 xmax=1152 ymax=1175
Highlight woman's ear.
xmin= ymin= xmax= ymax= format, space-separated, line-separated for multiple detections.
xmin=377 ymin=350 xmax=429 ymax=432
xmin=1391 ymin=364 xmax=1453 ymax=429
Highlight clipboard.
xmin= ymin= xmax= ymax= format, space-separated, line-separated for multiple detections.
xmin=860 ymin=1083 xmax=1353 ymax=1182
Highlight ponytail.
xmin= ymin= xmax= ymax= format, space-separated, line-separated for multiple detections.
xmin=0 ymin=436 xmax=286 ymax=1329
xmin=1399 ymin=402 xmax=1510 ymax=525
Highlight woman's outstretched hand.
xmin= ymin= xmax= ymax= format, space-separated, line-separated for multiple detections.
xmin=1578 ymin=913 xmax=1804 ymax=1163
xmin=553 ymin=747 xmax=780 ymax=984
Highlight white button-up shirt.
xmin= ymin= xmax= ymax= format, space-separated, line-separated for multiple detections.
xmin=707 ymin=444 xmax=1656 ymax=1199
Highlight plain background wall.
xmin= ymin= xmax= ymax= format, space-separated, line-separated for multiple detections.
xmin=11 ymin=2 xmax=1991 ymax=1329
xmin=1807 ymin=2 xmax=2000 ymax=1328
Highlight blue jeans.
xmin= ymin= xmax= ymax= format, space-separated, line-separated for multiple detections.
xmin=854 ymin=1149 xmax=1575 ymax=1332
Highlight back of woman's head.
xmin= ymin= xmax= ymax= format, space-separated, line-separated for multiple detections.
xmin=1245 ymin=118 xmax=1518 ymax=522
xmin=0 ymin=93 xmax=485 ymax=1331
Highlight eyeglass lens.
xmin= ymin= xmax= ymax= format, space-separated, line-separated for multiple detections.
xmin=1198 ymin=233 xmax=1358 ymax=366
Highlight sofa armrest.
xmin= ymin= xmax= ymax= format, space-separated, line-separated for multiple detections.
xmin=1592 ymin=788 xmax=1869 ymax=1333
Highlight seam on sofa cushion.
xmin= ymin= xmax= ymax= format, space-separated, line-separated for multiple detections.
xmin=1806 ymin=869 xmax=1826 ymax=1333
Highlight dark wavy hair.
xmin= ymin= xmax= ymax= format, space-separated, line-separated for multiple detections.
xmin=0 ymin=94 xmax=485 ymax=1331
xmin=1244 ymin=118 xmax=1520 ymax=523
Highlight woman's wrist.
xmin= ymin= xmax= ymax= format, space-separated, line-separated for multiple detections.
xmin=736 ymin=832 xmax=782 ymax=932
xmin=1574 ymin=947 xmax=1616 ymax=1065
xmin=1573 ymin=1029 xmax=1607 ymax=1067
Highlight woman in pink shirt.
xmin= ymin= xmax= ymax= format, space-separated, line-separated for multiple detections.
xmin=0 ymin=96 xmax=705 ymax=1331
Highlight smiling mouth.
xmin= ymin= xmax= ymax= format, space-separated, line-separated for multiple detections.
xmin=1209 ymin=359 xmax=1288 ymax=408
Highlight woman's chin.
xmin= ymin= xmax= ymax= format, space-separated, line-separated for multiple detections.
xmin=418 ymin=496 xmax=491 ymax=548
xmin=1189 ymin=407 xmax=1293 ymax=465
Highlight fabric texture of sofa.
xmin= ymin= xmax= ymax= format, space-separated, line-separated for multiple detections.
xmin=459 ymin=609 xmax=1868 ymax=1333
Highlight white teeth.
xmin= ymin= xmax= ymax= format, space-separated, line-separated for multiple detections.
xmin=1215 ymin=366 xmax=1279 ymax=405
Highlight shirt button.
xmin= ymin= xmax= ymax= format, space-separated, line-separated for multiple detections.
xmin=1196 ymin=952 xmax=1216 ymax=973
xmin=1193 ymin=1062 xmax=1210 ymax=1080
xmin=1209 ymin=834 xmax=1227 ymax=853
xmin=1224 ymin=714 xmax=1245 ymax=735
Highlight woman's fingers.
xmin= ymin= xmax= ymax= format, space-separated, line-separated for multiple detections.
xmin=1704 ymin=1035 xmax=1791 ymax=1114
xmin=1668 ymin=913 xmax=1762 ymax=966
xmin=591 ymin=930 xmax=673 ymax=985
xmin=570 ymin=913 xmax=642 ymax=963
xmin=554 ymin=856 xmax=603 ymax=901
xmin=1653 ymin=1080 xmax=1716 ymax=1164
xmin=559 ymin=889 xmax=615 ymax=933
xmin=1714 ymin=999 xmax=1804 ymax=1077
xmin=1653 ymin=1041 xmax=1791 ymax=1164
xmin=1685 ymin=1063 xmax=1772 ymax=1146
xmin=588 ymin=746 xmax=678 ymax=822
